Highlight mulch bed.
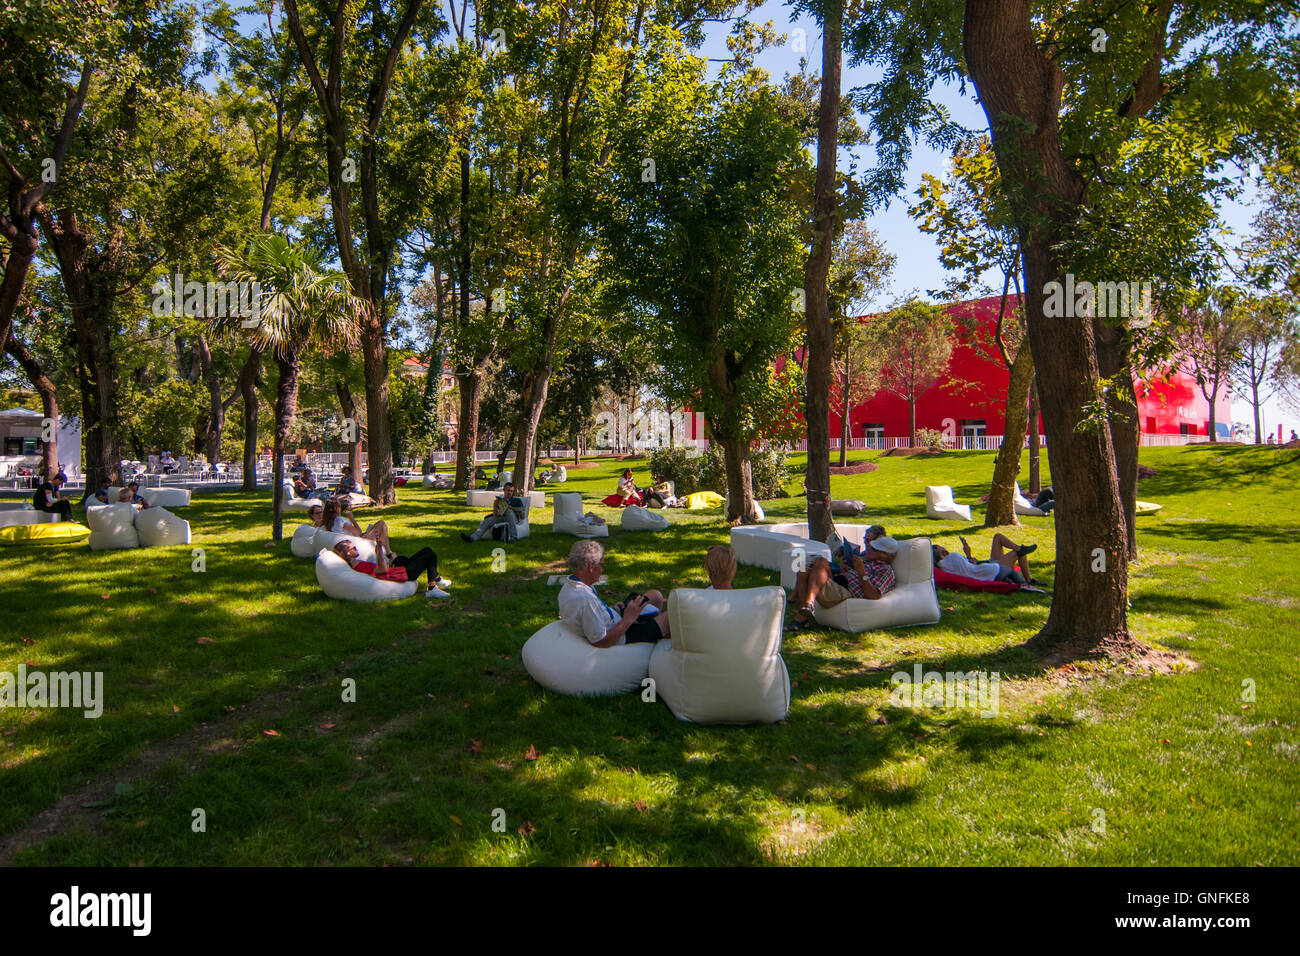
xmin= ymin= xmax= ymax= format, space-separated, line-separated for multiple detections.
xmin=566 ymin=462 xmax=598 ymax=469
xmin=827 ymin=461 xmax=879 ymax=475
xmin=879 ymin=446 xmax=947 ymax=456
xmin=1137 ymin=465 xmax=1157 ymax=479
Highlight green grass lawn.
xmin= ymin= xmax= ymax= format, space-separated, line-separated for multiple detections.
xmin=1 ymin=444 xmax=1297 ymax=865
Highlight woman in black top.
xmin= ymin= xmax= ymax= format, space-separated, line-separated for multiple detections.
xmin=34 ymin=475 xmax=72 ymax=520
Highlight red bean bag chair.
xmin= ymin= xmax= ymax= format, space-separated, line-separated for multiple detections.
xmin=933 ymin=567 xmax=1020 ymax=594
xmin=394 ymin=476 xmax=408 ymax=487
xmin=601 ymin=493 xmax=641 ymax=507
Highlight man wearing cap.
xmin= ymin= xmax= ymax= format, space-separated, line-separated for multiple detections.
xmin=787 ymin=535 xmax=900 ymax=629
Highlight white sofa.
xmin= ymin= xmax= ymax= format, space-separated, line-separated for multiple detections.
xmin=552 ymin=491 xmax=609 ymax=538
xmin=467 ymin=488 xmax=544 ymax=510
xmin=143 ymin=487 xmax=191 ymax=508
xmin=86 ymin=503 xmax=141 ymax=550
xmin=315 ymin=549 xmax=417 ymax=602
xmin=0 ymin=510 xmax=60 ymax=529
xmin=1013 ymin=482 xmax=1046 ymax=517
xmin=812 ymin=536 xmax=942 ymax=633
xmin=732 ymin=521 xmax=882 ymax=589
xmin=308 ymin=528 xmax=378 ymax=562
xmin=925 ymin=485 xmax=972 ymax=521
xmin=622 ymin=505 xmax=669 ymax=531
xmin=134 ymin=506 xmax=191 ymax=547
xmin=522 ymin=619 xmax=654 ymax=697
xmin=649 ymin=587 xmax=790 ymax=724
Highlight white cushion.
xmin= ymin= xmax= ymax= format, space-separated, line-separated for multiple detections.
xmin=467 ymin=488 xmax=543 ymax=509
xmin=1013 ymin=482 xmax=1045 ymax=517
xmin=725 ymin=495 xmax=765 ymax=520
xmin=86 ymin=503 xmax=140 ymax=550
xmin=622 ymin=505 xmax=669 ymax=531
xmin=650 ymin=587 xmax=790 ymax=724
xmin=552 ymin=491 xmax=609 ymax=538
xmin=812 ymin=537 xmax=942 ymax=633
xmin=0 ymin=511 xmax=61 ymax=528
xmin=290 ymin=523 xmax=320 ymax=557
xmin=143 ymin=487 xmax=191 ymax=508
xmin=134 ymin=506 xmax=191 ymax=547
xmin=315 ymin=549 xmax=417 ymax=602
xmin=311 ymin=528 xmax=378 ymax=563
xmin=522 ymin=619 xmax=654 ymax=697
xmin=925 ymin=485 xmax=973 ymax=521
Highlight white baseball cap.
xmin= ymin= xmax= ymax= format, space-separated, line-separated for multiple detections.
xmin=868 ymin=535 xmax=900 ymax=554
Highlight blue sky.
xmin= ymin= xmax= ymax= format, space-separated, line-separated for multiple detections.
xmin=698 ymin=4 xmax=1293 ymax=437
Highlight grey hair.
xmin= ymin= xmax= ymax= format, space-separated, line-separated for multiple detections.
xmin=567 ymin=538 xmax=604 ymax=573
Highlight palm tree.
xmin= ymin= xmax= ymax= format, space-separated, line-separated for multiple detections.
xmin=215 ymin=234 xmax=366 ymax=540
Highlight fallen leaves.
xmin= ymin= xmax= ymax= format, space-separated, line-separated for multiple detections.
xmin=317 ymin=723 xmax=336 ymax=732
xmin=196 ymin=636 xmax=215 ymax=645
xmin=524 ymin=744 xmax=539 ymax=761
xmin=262 ymin=729 xmax=281 ymax=737
xmin=465 ymin=738 xmax=483 ymax=753
xmin=517 ymin=821 xmax=536 ymax=836
xmin=634 ymin=800 xmax=648 ymax=813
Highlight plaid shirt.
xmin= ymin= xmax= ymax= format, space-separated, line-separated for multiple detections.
xmin=845 ymin=559 xmax=896 ymax=597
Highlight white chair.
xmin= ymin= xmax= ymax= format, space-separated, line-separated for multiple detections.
xmin=1013 ymin=482 xmax=1045 ymax=517
xmin=552 ymin=491 xmax=609 ymax=538
xmin=622 ymin=505 xmax=669 ymax=531
xmin=315 ymin=549 xmax=417 ymax=602
xmin=925 ymin=485 xmax=972 ymax=521
xmin=280 ymin=480 xmax=317 ymax=511
xmin=135 ymin=506 xmax=191 ymax=547
xmin=812 ymin=537 xmax=943 ymax=633
xmin=86 ymin=503 xmax=140 ymax=550
xmin=290 ymin=523 xmax=321 ymax=558
xmin=143 ymin=487 xmax=191 ymax=508
xmin=467 ymin=488 xmax=543 ymax=509
xmin=649 ymin=587 xmax=790 ymax=724
xmin=522 ymin=620 xmax=654 ymax=697
xmin=730 ymin=522 xmax=838 ymax=589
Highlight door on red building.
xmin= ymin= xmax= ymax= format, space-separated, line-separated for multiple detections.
xmin=861 ymin=423 xmax=884 ymax=450
xmin=959 ymin=419 xmax=987 ymax=450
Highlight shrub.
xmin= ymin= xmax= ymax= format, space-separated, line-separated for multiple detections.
xmin=914 ymin=427 xmax=949 ymax=448
xmin=659 ymin=443 xmax=789 ymax=500
xmin=648 ymin=446 xmax=702 ymax=495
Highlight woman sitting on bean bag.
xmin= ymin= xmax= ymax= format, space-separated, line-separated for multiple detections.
xmin=323 ymin=497 xmax=394 ymax=561
xmin=603 ymin=468 xmax=643 ymax=507
xmin=331 ymin=540 xmax=452 ymax=599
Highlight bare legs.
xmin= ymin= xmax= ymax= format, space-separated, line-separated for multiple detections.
xmin=989 ymin=532 xmax=1033 ymax=580
xmin=790 ymin=557 xmax=833 ymax=623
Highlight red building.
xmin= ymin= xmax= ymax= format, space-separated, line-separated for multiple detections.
xmin=830 ymin=295 xmax=1232 ymax=445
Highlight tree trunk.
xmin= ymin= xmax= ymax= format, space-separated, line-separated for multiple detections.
xmin=1028 ymin=374 xmax=1041 ymax=495
xmin=238 ymin=344 xmax=263 ymax=491
xmin=454 ymin=368 xmax=484 ymax=490
xmin=719 ymin=432 xmax=758 ymax=523
xmin=511 ymin=358 xmax=553 ymax=495
xmin=360 ymin=322 xmax=394 ymax=504
xmin=1096 ymin=322 xmax=1139 ymax=560
xmin=985 ymin=341 xmax=1034 ymax=526
xmin=0 ymin=230 xmax=38 ymax=357
xmin=839 ymin=375 xmax=851 ymax=467
xmin=497 ymin=431 xmax=515 ymax=477
xmin=337 ymin=378 xmax=364 ymax=477
xmin=802 ymin=0 xmax=841 ymax=543
xmin=1206 ymin=382 xmax=1218 ymax=442
xmin=965 ymin=0 xmax=1136 ymax=661
xmin=271 ymin=353 xmax=302 ymax=542
xmin=5 ymin=331 xmax=59 ymax=478
xmin=195 ymin=334 xmax=224 ymax=463
xmin=1252 ymin=381 xmax=1261 ymax=443
xmin=909 ymin=398 xmax=917 ymax=446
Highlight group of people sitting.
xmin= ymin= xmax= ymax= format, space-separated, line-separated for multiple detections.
xmin=32 ymin=473 xmax=154 ymax=520
xmin=558 ymin=539 xmax=738 ymax=647
xmin=302 ymin=498 xmax=453 ymax=599
xmin=614 ymin=468 xmax=681 ymax=508
xmin=292 ymin=463 xmax=364 ymax=501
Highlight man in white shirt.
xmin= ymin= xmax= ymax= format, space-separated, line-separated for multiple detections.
xmin=559 ymin=539 xmax=670 ymax=647
xmin=932 ymin=534 xmax=1037 ymax=586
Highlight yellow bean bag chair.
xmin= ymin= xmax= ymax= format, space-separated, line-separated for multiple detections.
xmin=685 ymin=490 xmax=724 ymax=510
xmin=0 ymin=521 xmax=91 ymax=545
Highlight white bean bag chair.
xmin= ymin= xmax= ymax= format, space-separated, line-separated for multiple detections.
xmin=290 ymin=523 xmax=320 ymax=558
xmin=925 ymin=485 xmax=972 ymax=521
xmin=522 ymin=620 xmax=655 ymax=697
xmin=1012 ymin=482 xmax=1045 ymax=517
xmin=552 ymin=491 xmax=609 ymax=538
xmin=315 ymin=548 xmax=417 ymax=602
xmin=280 ymin=480 xmax=317 ymax=511
xmin=311 ymin=528 xmax=378 ymax=563
xmin=812 ymin=537 xmax=942 ymax=633
xmin=550 ymin=465 xmax=568 ymax=483
xmin=649 ymin=586 xmax=790 ymax=724
xmin=143 ymin=486 xmax=191 ymax=508
xmin=622 ymin=505 xmax=669 ymax=531
xmin=134 ymin=506 xmax=191 ymax=547
xmin=830 ymin=498 xmax=866 ymax=516
xmin=86 ymin=502 xmax=140 ymax=550
xmin=730 ymin=522 xmax=839 ymax=589
xmin=422 ymin=473 xmax=454 ymax=489
xmin=467 ymin=488 xmax=543 ymax=509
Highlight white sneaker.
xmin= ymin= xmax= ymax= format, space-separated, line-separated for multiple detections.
xmin=435 ymin=576 xmax=452 ymax=589
xmin=425 ymin=586 xmax=451 ymax=599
